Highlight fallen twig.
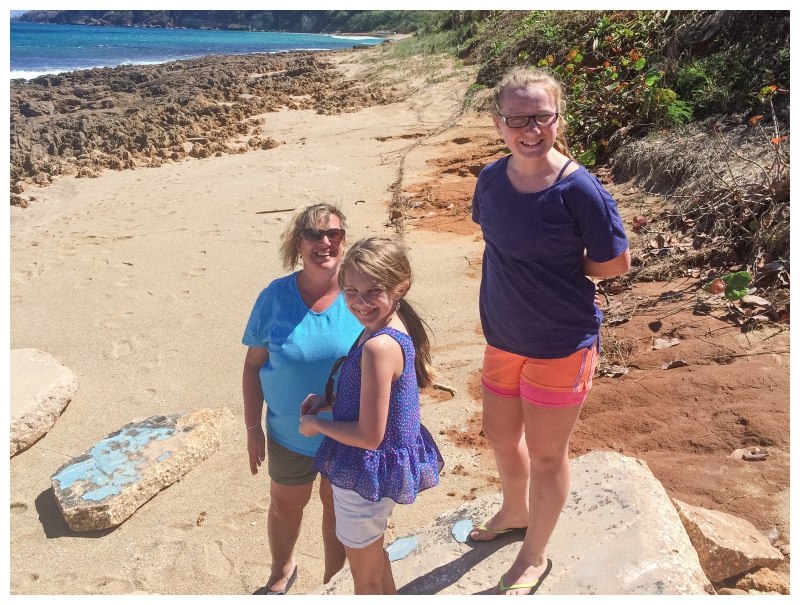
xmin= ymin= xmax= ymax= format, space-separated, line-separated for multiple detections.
xmin=255 ymin=208 xmax=295 ymax=214
xmin=632 ymin=368 xmax=661 ymax=384
xmin=431 ymin=382 xmax=457 ymax=396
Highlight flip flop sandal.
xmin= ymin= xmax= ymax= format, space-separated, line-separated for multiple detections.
xmin=469 ymin=517 xmax=527 ymax=541
xmin=260 ymin=566 xmax=298 ymax=595
xmin=498 ymin=558 xmax=552 ymax=595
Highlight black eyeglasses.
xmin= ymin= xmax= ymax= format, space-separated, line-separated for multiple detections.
xmin=301 ymin=228 xmax=345 ymax=242
xmin=325 ymin=356 xmax=347 ymax=404
xmin=498 ymin=111 xmax=559 ymax=128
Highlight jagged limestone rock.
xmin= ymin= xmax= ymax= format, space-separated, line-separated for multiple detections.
xmin=672 ymin=499 xmax=784 ymax=582
xmin=10 ymin=348 xmax=78 ymax=457
xmin=51 ymin=408 xmax=231 ymax=531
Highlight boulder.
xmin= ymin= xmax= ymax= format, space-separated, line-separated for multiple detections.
xmin=20 ymin=100 xmax=55 ymax=117
xmin=734 ymin=568 xmax=790 ymax=595
xmin=10 ymin=193 xmax=29 ymax=208
xmin=51 ymin=408 xmax=231 ymax=531
xmin=315 ymin=452 xmax=713 ymax=595
xmin=10 ymin=349 xmax=78 ymax=457
xmin=672 ymin=499 xmax=784 ymax=581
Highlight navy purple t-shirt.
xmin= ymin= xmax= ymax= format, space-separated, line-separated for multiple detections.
xmin=471 ymin=155 xmax=629 ymax=359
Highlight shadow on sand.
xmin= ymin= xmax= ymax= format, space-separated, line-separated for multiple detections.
xmin=35 ymin=488 xmax=116 ymax=539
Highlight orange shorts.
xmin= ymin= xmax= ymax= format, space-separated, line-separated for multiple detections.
xmin=481 ymin=342 xmax=598 ymax=408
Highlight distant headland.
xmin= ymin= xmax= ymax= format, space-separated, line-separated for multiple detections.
xmin=11 ymin=10 xmax=418 ymax=35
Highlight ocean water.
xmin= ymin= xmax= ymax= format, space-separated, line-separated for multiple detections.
xmin=10 ymin=21 xmax=382 ymax=80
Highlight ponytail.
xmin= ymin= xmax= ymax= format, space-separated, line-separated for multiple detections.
xmin=397 ymin=298 xmax=434 ymax=389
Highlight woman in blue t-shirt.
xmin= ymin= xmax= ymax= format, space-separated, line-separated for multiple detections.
xmin=469 ymin=68 xmax=631 ymax=594
xmin=242 ymin=203 xmax=363 ymax=594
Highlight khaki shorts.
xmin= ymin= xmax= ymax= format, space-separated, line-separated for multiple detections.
xmin=267 ymin=434 xmax=318 ymax=486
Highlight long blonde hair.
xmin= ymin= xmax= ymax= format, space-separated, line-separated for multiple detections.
xmin=492 ymin=67 xmax=573 ymax=159
xmin=278 ymin=203 xmax=347 ymax=272
xmin=339 ymin=236 xmax=434 ymax=388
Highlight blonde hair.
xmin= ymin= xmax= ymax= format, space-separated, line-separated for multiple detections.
xmin=279 ymin=203 xmax=347 ymax=271
xmin=339 ymin=236 xmax=434 ymax=388
xmin=492 ymin=67 xmax=573 ymax=159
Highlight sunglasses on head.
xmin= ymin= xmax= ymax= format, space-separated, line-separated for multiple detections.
xmin=325 ymin=355 xmax=347 ymax=404
xmin=301 ymin=228 xmax=345 ymax=242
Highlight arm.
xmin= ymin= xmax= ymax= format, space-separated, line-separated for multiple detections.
xmin=243 ymin=346 xmax=269 ymax=475
xmin=299 ymin=335 xmax=402 ymax=450
xmin=583 ymin=248 xmax=631 ymax=278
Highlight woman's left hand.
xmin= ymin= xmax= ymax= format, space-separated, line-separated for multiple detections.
xmin=299 ymin=414 xmax=321 ymax=437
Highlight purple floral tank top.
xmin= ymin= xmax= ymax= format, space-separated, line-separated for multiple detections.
xmin=313 ymin=326 xmax=442 ymax=504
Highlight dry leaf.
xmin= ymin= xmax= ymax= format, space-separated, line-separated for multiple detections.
xmin=708 ymin=278 xmax=726 ymax=294
xmin=653 ymin=338 xmax=680 ymax=350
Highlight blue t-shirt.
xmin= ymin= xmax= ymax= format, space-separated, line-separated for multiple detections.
xmin=242 ymin=272 xmax=363 ymax=457
xmin=472 ymin=156 xmax=629 ymax=359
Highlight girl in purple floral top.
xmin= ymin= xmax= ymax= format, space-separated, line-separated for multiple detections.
xmin=299 ymin=236 xmax=441 ymax=594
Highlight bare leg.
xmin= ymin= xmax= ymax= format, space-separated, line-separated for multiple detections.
xmin=266 ymin=480 xmax=313 ymax=592
xmin=344 ymin=534 xmax=397 ymax=595
xmin=318 ymin=476 xmax=346 ymax=583
xmin=493 ymin=401 xmax=584 ymax=595
xmin=470 ymin=387 xmax=530 ymax=540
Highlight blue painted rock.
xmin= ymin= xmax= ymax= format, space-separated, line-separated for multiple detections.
xmin=10 ymin=349 xmax=78 ymax=457
xmin=51 ymin=408 xmax=231 ymax=531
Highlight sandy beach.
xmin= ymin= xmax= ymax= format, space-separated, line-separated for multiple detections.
xmin=9 ymin=50 xmax=493 ymax=595
xmin=9 ymin=46 xmax=789 ymax=594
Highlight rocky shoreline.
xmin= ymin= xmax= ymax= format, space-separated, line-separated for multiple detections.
xmin=10 ymin=50 xmax=398 ymax=205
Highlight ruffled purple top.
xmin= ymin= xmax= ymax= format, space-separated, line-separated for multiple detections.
xmin=313 ymin=327 xmax=442 ymax=504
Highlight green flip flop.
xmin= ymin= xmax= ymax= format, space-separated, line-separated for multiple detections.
xmin=498 ymin=558 xmax=552 ymax=595
xmin=470 ymin=517 xmax=527 ymax=541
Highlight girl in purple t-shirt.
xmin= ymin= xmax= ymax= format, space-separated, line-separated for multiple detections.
xmin=469 ymin=67 xmax=630 ymax=594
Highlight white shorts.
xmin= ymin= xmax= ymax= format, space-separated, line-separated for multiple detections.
xmin=331 ymin=484 xmax=396 ymax=549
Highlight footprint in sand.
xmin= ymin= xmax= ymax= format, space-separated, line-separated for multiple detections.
xmin=11 ymin=270 xmax=34 ymax=285
xmin=170 ymin=290 xmax=191 ymax=302
xmin=74 ymin=276 xmax=93 ymax=289
xmin=115 ymin=274 xmax=133 ymax=288
xmin=183 ymin=268 xmax=206 ymax=278
xmin=181 ymin=313 xmax=205 ymax=328
xmin=94 ymin=311 xmax=134 ymax=329
xmin=103 ymin=336 xmax=148 ymax=359
xmin=11 ymin=502 xmax=28 ymax=514
xmin=193 ymin=250 xmax=207 ymax=259
xmin=202 ymin=540 xmax=235 ymax=579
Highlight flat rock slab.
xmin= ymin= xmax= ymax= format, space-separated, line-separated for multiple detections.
xmin=51 ymin=408 xmax=231 ymax=531
xmin=314 ymin=452 xmax=713 ymax=595
xmin=10 ymin=348 xmax=79 ymax=457
xmin=672 ymin=498 xmax=784 ymax=581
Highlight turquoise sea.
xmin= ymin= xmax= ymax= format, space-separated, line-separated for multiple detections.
xmin=10 ymin=21 xmax=382 ymax=80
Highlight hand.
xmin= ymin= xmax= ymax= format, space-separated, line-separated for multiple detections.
xmin=246 ymin=425 xmax=266 ymax=476
xmin=300 ymin=393 xmax=333 ymax=416
xmin=299 ymin=414 xmax=321 ymax=437
xmin=594 ymin=294 xmax=602 ymax=307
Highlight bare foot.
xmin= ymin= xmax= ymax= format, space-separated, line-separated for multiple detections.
xmin=469 ymin=510 xmax=528 ymax=541
xmin=493 ymin=557 xmax=552 ymax=595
